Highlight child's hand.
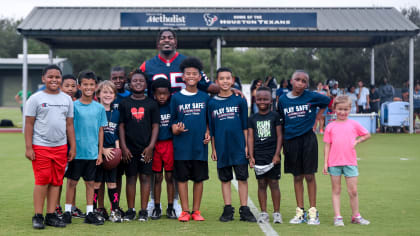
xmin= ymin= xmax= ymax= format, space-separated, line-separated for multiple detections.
xmin=211 ymin=151 xmax=217 ymax=161
xmin=25 ymin=148 xmax=35 ymax=161
xmin=203 ymin=131 xmax=210 ymax=144
xmin=175 ymin=122 xmax=188 ymax=134
xmin=323 ymin=164 xmax=329 ymax=175
xmin=249 ymin=157 xmax=255 ymax=168
xmin=96 ymin=155 xmax=103 ymax=166
xmin=122 ymin=146 xmax=133 ymax=162
xmin=272 ymin=154 xmax=281 ymax=164
xmin=142 ymin=146 xmax=154 ymax=163
xmin=103 ymin=148 xmax=115 ymax=161
xmin=232 ymin=88 xmax=244 ymax=98
xmin=353 ymin=139 xmax=360 ymax=147
xmin=68 ymin=147 xmax=76 ymax=162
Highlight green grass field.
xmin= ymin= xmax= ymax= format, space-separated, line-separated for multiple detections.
xmin=0 ymin=107 xmax=23 ymax=128
xmin=0 ymin=133 xmax=419 ymax=236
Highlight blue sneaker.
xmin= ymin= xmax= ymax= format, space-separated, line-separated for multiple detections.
xmin=289 ymin=207 xmax=306 ymax=224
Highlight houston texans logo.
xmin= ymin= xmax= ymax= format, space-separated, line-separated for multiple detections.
xmin=131 ymin=107 xmax=145 ymax=121
xmin=203 ymin=13 xmax=218 ymax=26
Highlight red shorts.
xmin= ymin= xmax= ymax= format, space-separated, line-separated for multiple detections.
xmin=32 ymin=144 xmax=68 ymax=186
xmin=152 ymin=140 xmax=174 ymax=172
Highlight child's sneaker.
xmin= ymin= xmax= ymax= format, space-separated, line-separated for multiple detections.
xmin=351 ymin=215 xmax=370 ymax=225
xmin=257 ymin=212 xmax=269 ymax=223
xmin=45 ymin=213 xmax=66 ymax=228
xmin=173 ymin=199 xmax=182 ymax=217
xmin=334 ymin=216 xmax=344 ymax=226
xmin=138 ymin=210 xmax=148 ymax=222
xmin=62 ymin=211 xmax=72 ymax=224
xmin=71 ymin=207 xmax=86 ymax=218
xmin=289 ymin=207 xmax=306 ymax=224
xmin=166 ymin=207 xmax=177 ymax=219
xmin=178 ymin=211 xmax=191 ymax=222
xmin=273 ymin=212 xmax=283 ymax=224
xmin=219 ymin=205 xmax=234 ymax=222
xmin=84 ymin=212 xmax=104 ymax=225
xmin=109 ymin=209 xmax=123 ymax=223
xmin=191 ymin=210 xmax=205 ymax=221
xmin=55 ymin=206 xmax=63 ymax=218
xmin=123 ymin=209 xmax=136 ymax=221
xmin=95 ymin=208 xmax=109 ymax=221
xmin=307 ymin=207 xmax=320 ymax=225
xmin=32 ymin=214 xmax=45 ymax=229
xmin=146 ymin=199 xmax=155 ymax=216
xmin=239 ymin=206 xmax=256 ymax=222
xmin=151 ymin=207 xmax=162 ymax=220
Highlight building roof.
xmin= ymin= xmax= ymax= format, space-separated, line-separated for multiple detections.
xmin=0 ymin=57 xmax=68 ymax=70
xmin=17 ymin=7 xmax=419 ymax=49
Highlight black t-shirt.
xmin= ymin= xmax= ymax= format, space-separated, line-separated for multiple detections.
xmin=119 ymin=96 xmax=159 ymax=155
xmin=248 ymin=111 xmax=281 ymax=165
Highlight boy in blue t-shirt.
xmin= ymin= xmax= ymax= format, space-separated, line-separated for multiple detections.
xmin=208 ymin=67 xmax=256 ymax=223
xmin=170 ymin=57 xmax=210 ymax=222
xmin=277 ymin=70 xmax=330 ymax=225
xmin=150 ymin=78 xmax=177 ymax=220
xmin=63 ymin=71 xmax=108 ymax=226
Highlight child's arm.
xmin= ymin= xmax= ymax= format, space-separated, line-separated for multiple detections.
xmin=143 ymin=123 xmax=159 ymax=163
xmin=96 ymin=127 xmax=104 ymax=165
xmin=115 ymin=140 xmax=120 ymax=149
xmin=24 ymin=116 xmax=36 ymax=161
xmin=247 ymin=128 xmax=255 ymax=168
xmin=272 ymin=125 xmax=282 ymax=164
xmin=66 ymin=117 xmax=76 ymax=161
xmin=323 ymin=142 xmax=330 ymax=175
xmin=243 ymin=129 xmax=248 ymax=159
xmin=119 ymin=122 xmax=133 ymax=162
xmin=210 ymin=136 xmax=217 ymax=161
xmin=355 ymin=133 xmax=371 ymax=146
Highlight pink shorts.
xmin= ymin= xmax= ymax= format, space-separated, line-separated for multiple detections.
xmin=32 ymin=144 xmax=68 ymax=186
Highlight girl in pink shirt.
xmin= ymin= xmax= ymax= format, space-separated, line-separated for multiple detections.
xmin=323 ymin=95 xmax=371 ymax=226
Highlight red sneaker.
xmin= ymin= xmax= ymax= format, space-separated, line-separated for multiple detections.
xmin=178 ymin=211 xmax=191 ymax=222
xmin=191 ymin=210 xmax=205 ymax=221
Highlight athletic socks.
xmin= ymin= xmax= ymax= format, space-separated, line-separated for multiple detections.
xmin=93 ymin=189 xmax=99 ymax=209
xmin=108 ymin=188 xmax=119 ymax=210
xmin=65 ymin=204 xmax=72 ymax=212
xmin=168 ymin=203 xmax=174 ymax=209
xmin=86 ymin=205 xmax=93 ymax=214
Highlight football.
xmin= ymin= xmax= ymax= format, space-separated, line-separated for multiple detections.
xmin=102 ymin=148 xmax=122 ymax=170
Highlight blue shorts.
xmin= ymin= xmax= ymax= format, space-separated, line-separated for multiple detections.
xmin=328 ymin=165 xmax=358 ymax=177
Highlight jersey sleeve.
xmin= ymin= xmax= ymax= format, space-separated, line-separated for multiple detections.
xmin=247 ymin=116 xmax=254 ymax=130
xmin=99 ymin=106 xmax=108 ymax=127
xmin=313 ymin=91 xmax=330 ymax=108
xmin=139 ymin=61 xmax=146 ymax=72
xmin=119 ymin=101 xmax=127 ymax=123
xmin=276 ymin=100 xmax=285 ymax=125
xmin=197 ymin=71 xmax=212 ymax=92
xmin=354 ymin=120 xmax=369 ymax=136
xmin=169 ymin=96 xmax=178 ymax=125
xmin=66 ymin=96 xmax=74 ymax=118
xmin=240 ymin=98 xmax=248 ymax=130
xmin=24 ymin=95 xmax=37 ymax=117
xmin=274 ymin=112 xmax=282 ymax=127
xmin=323 ymin=124 xmax=332 ymax=143
xmin=207 ymin=101 xmax=215 ymax=137
xmin=151 ymin=101 xmax=160 ymax=125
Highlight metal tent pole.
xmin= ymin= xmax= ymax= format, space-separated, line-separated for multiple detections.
xmin=22 ymin=37 xmax=28 ymax=132
xmin=370 ymin=48 xmax=375 ymax=86
xmin=409 ymin=37 xmax=414 ymax=134
xmin=48 ymin=47 xmax=54 ymax=64
xmin=216 ymin=37 xmax=222 ymax=69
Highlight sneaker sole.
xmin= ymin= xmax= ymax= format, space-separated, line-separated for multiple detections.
xmin=219 ymin=217 xmax=234 ymax=222
xmin=151 ymin=216 xmax=161 ymax=220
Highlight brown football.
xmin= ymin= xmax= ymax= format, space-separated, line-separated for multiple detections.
xmin=102 ymin=148 xmax=122 ymax=170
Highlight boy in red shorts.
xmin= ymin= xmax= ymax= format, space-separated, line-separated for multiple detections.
xmin=150 ymin=78 xmax=176 ymax=220
xmin=24 ymin=65 xmax=76 ymax=229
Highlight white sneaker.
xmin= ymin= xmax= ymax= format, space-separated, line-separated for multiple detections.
xmin=272 ymin=212 xmax=283 ymax=224
xmin=307 ymin=207 xmax=320 ymax=225
xmin=147 ymin=199 xmax=162 ymax=217
xmin=334 ymin=216 xmax=344 ymax=226
xmin=257 ymin=212 xmax=269 ymax=223
xmin=351 ymin=215 xmax=370 ymax=225
xmin=289 ymin=207 xmax=306 ymax=224
xmin=173 ymin=199 xmax=182 ymax=217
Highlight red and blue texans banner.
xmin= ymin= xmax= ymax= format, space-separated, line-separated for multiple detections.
xmin=121 ymin=12 xmax=317 ymax=28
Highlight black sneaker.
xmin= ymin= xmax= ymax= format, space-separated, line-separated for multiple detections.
xmin=219 ymin=205 xmax=235 ymax=222
xmin=72 ymin=207 xmax=86 ymax=218
xmin=123 ymin=209 xmax=136 ymax=221
xmin=45 ymin=213 xmax=66 ymax=227
xmin=62 ymin=211 xmax=72 ymax=224
xmin=239 ymin=206 xmax=257 ymax=222
xmin=115 ymin=207 xmax=125 ymax=218
xmin=84 ymin=212 xmax=104 ymax=225
xmin=166 ymin=207 xmax=177 ymax=219
xmin=138 ymin=210 xmax=148 ymax=222
xmin=32 ymin=214 xmax=45 ymax=229
xmin=151 ymin=207 xmax=162 ymax=220
xmin=55 ymin=206 xmax=63 ymax=218
xmin=95 ymin=208 xmax=109 ymax=221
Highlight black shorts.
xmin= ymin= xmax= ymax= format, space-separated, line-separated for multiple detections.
xmin=173 ymin=160 xmax=209 ymax=182
xmin=284 ymin=130 xmax=318 ymax=176
xmin=117 ymin=162 xmax=125 ymax=177
xmin=414 ymin=108 xmax=420 ymax=114
xmin=122 ymin=155 xmax=153 ymax=177
xmin=65 ymin=159 xmax=97 ymax=182
xmin=255 ymin=163 xmax=281 ymax=180
xmin=217 ymin=164 xmax=249 ymax=182
xmin=95 ymin=164 xmax=117 ymax=183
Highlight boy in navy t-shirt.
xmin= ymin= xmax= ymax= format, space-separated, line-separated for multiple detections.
xmin=150 ymin=78 xmax=177 ymax=220
xmin=170 ymin=57 xmax=210 ymax=222
xmin=208 ymin=67 xmax=256 ymax=223
xmin=248 ymin=87 xmax=283 ymax=224
xmin=277 ymin=70 xmax=330 ymax=225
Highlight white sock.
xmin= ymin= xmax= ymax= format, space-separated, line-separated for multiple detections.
xmin=86 ymin=205 xmax=93 ymax=214
xmin=65 ymin=204 xmax=72 ymax=212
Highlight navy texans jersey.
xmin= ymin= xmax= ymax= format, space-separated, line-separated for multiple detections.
xmin=140 ymin=52 xmax=211 ymax=97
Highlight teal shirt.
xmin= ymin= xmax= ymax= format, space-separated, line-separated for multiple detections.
xmin=74 ymin=100 xmax=107 ymax=160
